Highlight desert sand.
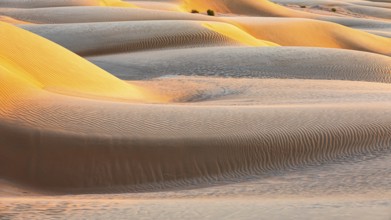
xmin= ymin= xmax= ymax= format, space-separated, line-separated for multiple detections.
xmin=0 ymin=0 xmax=391 ymax=219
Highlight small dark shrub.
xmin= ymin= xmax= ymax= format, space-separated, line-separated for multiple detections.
xmin=191 ymin=9 xmax=199 ymax=13
xmin=331 ymin=8 xmax=337 ymax=12
xmin=207 ymin=9 xmax=215 ymax=16
xmin=300 ymin=5 xmax=306 ymax=8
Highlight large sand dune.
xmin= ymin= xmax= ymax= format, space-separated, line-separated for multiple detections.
xmin=1 ymin=0 xmax=391 ymax=219
xmin=87 ymin=47 xmax=391 ymax=81
xmin=21 ymin=21 xmax=276 ymax=56
xmin=0 ymin=6 xmax=219 ymax=23
xmin=0 ymin=22 xmax=161 ymax=103
xmin=226 ymin=17 xmax=391 ymax=55
xmin=180 ymin=0 xmax=315 ymax=17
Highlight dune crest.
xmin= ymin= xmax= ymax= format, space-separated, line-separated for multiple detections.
xmin=0 ymin=15 xmax=30 ymax=24
xmin=180 ymin=0 xmax=315 ymax=17
xmin=99 ymin=0 xmax=137 ymax=7
xmin=202 ymin=22 xmax=279 ymax=46
xmin=0 ymin=22 xmax=164 ymax=103
xmin=226 ymin=17 xmax=391 ymax=56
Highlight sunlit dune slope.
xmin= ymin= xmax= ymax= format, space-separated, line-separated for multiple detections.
xmin=99 ymin=0 xmax=137 ymax=7
xmin=21 ymin=21 xmax=276 ymax=56
xmin=128 ymin=1 xmax=183 ymax=12
xmin=202 ymin=22 xmax=279 ymax=46
xmin=0 ymin=22 xmax=162 ymax=103
xmin=226 ymin=17 xmax=391 ymax=56
xmin=180 ymin=0 xmax=315 ymax=17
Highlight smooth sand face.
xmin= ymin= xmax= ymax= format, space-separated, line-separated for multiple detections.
xmin=1 ymin=0 xmax=391 ymax=219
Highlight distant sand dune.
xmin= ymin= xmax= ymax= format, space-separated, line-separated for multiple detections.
xmin=180 ymin=0 xmax=315 ymax=17
xmin=274 ymin=0 xmax=391 ymax=20
xmin=21 ymin=21 xmax=275 ymax=56
xmin=226 ymin=17 xmax=391 ymax=56
xmin=0 ymin=0 xmax=99 ymax=8
xmin=87 ymin=47 xmax=391 ymax=81
xmin=0 ymin=6 xmax=219 ymax=24
xmin=0 ymin=15 xmax=30 ymax=24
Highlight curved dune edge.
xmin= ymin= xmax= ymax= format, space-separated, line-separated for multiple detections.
xmin=0 ymin=15 xmax=31 ymax=24
xmin=130 ymin=1 xmax=185 ymax=12
xmin=0 ymin=7 xmax=221 ymax=24
xmin=99 ymin=0 xmax=137 ymax=8
xmin=87 ymin=47 xmax=391 ymax=82
xmin=202 ymin=22 xmax=279 ymax=47
xmin=1 ymin=97 xmax=391 ymax=192
xmin=0 ymin=22 xmax=166 ymax=104
xmin=225 ymin=17 xmax=391 ymax=56
xmin=21 ymin=21 xmax=268 ymax=57
xmin=180 ymin=0 xmax=316 ymax=17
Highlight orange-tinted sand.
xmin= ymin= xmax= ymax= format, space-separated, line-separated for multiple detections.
xmin=1 ymin=0 xmax=391 ymax=219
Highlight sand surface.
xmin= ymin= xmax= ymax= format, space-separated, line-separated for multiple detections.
xmin=1 ymin=0 xmax=391 ymax=219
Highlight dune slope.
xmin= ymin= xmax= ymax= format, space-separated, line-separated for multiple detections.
xmin=0 ymin=22 xmax=161 ymax=104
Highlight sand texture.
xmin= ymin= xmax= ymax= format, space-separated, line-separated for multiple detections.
xmin=1 ymin=0 xmax=391 ymax=219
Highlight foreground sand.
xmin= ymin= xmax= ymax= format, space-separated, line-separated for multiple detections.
xmin=0 ymin=0 xmax=391 ymax=219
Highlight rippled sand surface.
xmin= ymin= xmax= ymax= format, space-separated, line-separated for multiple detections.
xmin=0 ymin=0 xmax=391 ymax=219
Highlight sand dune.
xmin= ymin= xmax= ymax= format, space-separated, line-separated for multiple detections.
xmin=275 ymin=0 xmax=391 ymax=19
xmin=0 ymin=0 xmax=99 ymax=8
xmin=21 ymin=21 xmax=276 ymax=56
xmin=87 ymin=47 xmax=391 ymax=81
xmin=127 ymin=1 xmax=183 ymax=11
xmin=0 ymin=22 xmax=161 ymax=103
xmin=226 ymin=17 xmax=391 ymax=55
xmin=0 ymin=15 xmax=30 ymax=24
xmin=2 ymin=78 xmax=391 ymax=191
xmin=1 ymin=0 xmax=391 ymax=218
xmin=0 ymin=6 xmax=219 ymax=24
xmin=180 ymin=0 xmax=315 ymax=17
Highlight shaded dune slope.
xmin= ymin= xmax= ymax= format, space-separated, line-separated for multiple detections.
xmin=87 ymin=47 xmax=391 ymax=81
xmin=0 ymin=0 xmax=99 ymax=8
xmin=21 ymin=21 xmax=275 ymax=56
xmin=0 ymin=0 xmax=137 ymax=8
xmin=2 ymin=90 xmax=391 ymax=192
xmin=0 ymin=6 xmax=219 ymax=24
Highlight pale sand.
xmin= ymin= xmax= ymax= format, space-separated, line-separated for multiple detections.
xmin=21 ymin=21 xmax=275 ymax=56
xmin=1 ymin=0 xmax=391 ymax=219
xmin=0 ymin=6 xmax=219 ymax=24
xmin=87 ymin=47 xmax=391 ymax=81
xmin=274 ymin=0 xmax=391 ymax=20
xmin=225 ymin=17 xmax=391 ymax=55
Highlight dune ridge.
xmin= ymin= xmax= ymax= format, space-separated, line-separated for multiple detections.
xmin=180 ymin=0 xmax=315 ymax=17
xmin=226 ymin=17 xmax=391 ymax=56
xmin=1 ymin=0 xmax=391 ymax=218
xmin=21 ymin=21 xmax=275 ymax=56
xmin=87 ymin=47 xmax=391 ymax=81
xmin=0 ymin=22 xmax=162 ymax=103
xmin=1 ymin=93 xmax=391 ymax=191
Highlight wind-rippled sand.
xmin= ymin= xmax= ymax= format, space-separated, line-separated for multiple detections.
xmin=0 ymin=0 xmax=391 ymax=219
